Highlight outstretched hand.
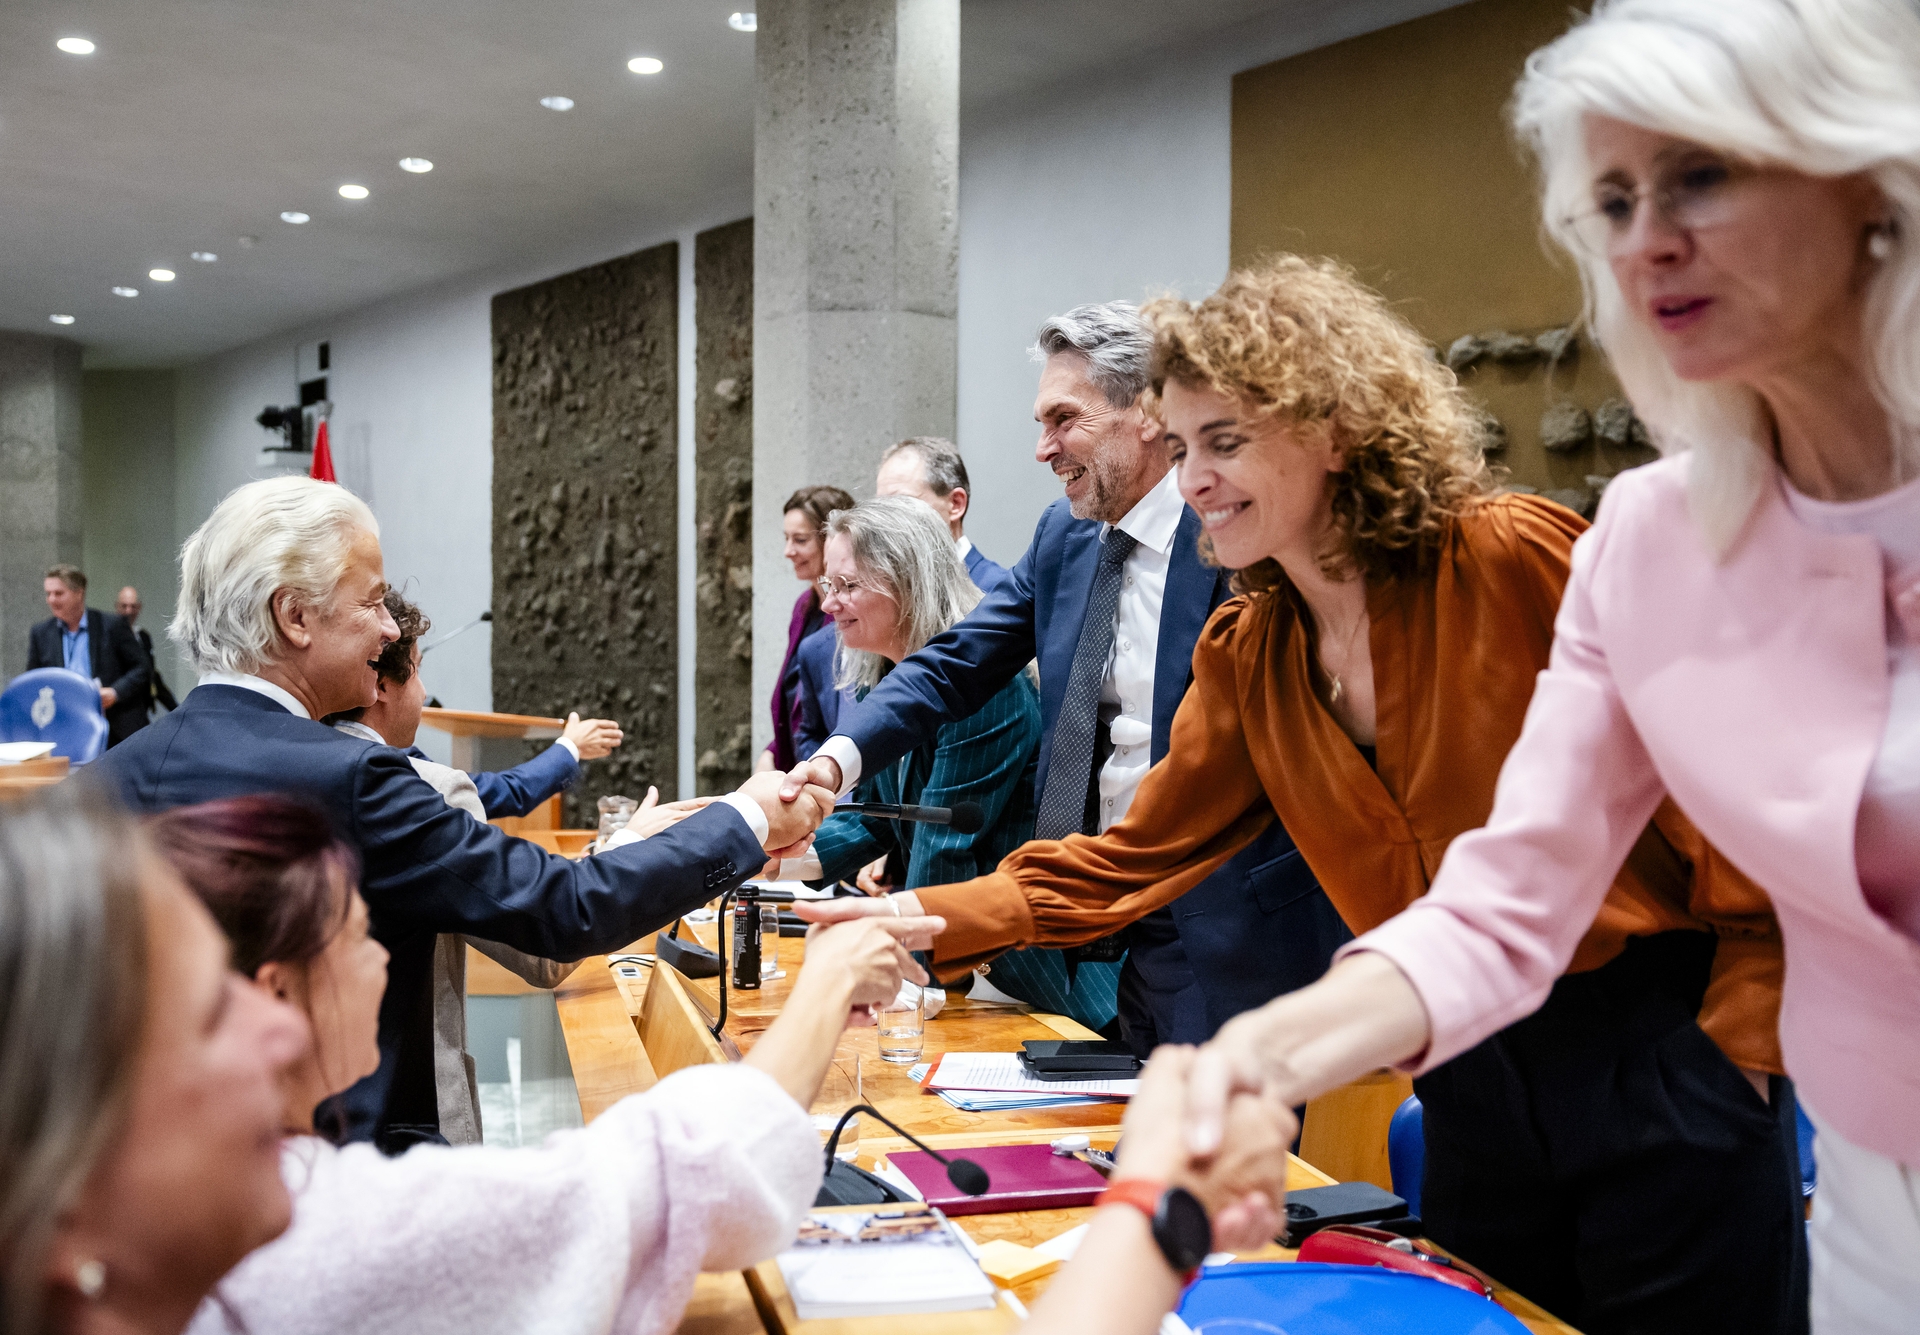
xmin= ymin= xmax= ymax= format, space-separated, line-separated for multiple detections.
xmin=780 ymin=755 xmax=842 ymax=802
xmin=562 ymin=712 xmax=624 ymax=760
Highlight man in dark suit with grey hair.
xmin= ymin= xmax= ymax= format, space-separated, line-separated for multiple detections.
xmin=26 ymin=564 xmax=150 ymax=746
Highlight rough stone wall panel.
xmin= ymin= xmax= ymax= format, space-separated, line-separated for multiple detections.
xmin=491 ymin=245 xmax=677 ymax=826
xmin=694 ymin=218 xmax=756 ymax=793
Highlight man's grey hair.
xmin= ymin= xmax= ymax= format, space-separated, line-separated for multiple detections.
xmin=880 ymin=436 xmax=970 ymax=501
xmin=826 ymin=497 xmax=982 ymax=693
xmin=1031 ymin=301 xmax=1153 ymax=409
xmin=171 ymin=476 xmax=379 ymax=675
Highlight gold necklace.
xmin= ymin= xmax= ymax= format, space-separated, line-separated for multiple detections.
xmin=1323 ymin=609 xmax=1368 ymax=706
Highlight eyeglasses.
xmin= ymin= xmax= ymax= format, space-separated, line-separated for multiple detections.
xmin=816 ymin=575 xmax=880 ymax=600
xmin=1562 ymin=157 xmax=1761 ymax=258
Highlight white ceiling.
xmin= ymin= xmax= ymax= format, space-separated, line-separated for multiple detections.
xmin=0 ymin=0 xmax=1327 ymax=367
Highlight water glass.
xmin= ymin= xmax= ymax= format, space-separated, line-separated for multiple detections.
xmin=595 ymin=795 xmax=638 ymax=849
xmin=760 ymin=903 xmax=782 ymax=980
xmin=877 ymin=985 xmax=924 ymax=1064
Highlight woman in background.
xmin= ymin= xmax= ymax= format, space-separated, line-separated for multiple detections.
xmin=149 ymin=794 xmax=932 ymax=1335
xmin=762 ymin=484 xmax=858 ymax=773
xmin=777 ymin=497 xmax=1124 ymax=1032
xmin=0 ymin=789 xmax=306 ymax=1335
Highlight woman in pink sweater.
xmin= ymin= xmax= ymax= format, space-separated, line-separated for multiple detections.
xmin=1176 ymin=3 xmax=1920 ymax=1331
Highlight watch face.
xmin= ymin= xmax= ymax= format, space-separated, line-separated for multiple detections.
xmin=1155 ymin=1186 xmax=1213 ymax=1272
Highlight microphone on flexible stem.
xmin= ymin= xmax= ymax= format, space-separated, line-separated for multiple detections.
xmin=834 ymin=800 xmax=985 ymax=836
xmin=824 ymin=1103 xmax=992 ymax=1197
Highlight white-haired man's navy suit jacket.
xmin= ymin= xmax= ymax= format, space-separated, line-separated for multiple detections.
xmin=101 ymin=685 xmax=764 ymax=1150
xmin=832 ymin=496 xmax=1351 ymax=1044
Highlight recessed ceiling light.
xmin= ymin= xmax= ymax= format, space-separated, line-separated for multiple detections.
xmin=338 ymin=183 xmax=370 ymax=200
xmin=49 ymin=314 xmax=75 ymax=325
xmin=191 ymin=251 xmax=218 ymax=263
xmin=111 ymin=286 xmax=138 ymax=298
xmin=627 ymin=56 xmax=664 ymax=75
xmin=729 ymin=12 xmax=757 ymax=32
xmin=398 ymin=157 xmax=433 ymax=173
xmin=148 ymin=268 xmax=175 ymax=282
xmin=56 ymin=37 xmax=95 ymax=55
xmin=238 ymin=235 xmax=259 ymax=248
xmin=280 ymin=211 xmax=310 ymax=224
xmin=539 ymin=95 xmax=574 ymax=111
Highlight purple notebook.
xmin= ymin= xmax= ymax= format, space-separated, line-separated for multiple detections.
xmin=886 ymin=1143 xmax=1109 ymax=1216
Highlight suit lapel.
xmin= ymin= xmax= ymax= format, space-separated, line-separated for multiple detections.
xmin=1152 ymin=507 xmax=1221 ymax=762
xmin=86 ymin=609 xmax=106 ymax=682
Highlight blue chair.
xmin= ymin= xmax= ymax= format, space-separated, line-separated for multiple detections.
xmin=1388 ymin=1093 xmax=1425 ymax=1216
xmin=1 ymin=668 xmax=109 ymax=764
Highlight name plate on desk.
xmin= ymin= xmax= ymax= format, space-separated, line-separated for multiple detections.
xmin=883 ymin=1144 xmax=1108 ymax=1216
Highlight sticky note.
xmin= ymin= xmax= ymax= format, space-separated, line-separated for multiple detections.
xmin=973 ymin=1239 xmax=1061 ymax=1288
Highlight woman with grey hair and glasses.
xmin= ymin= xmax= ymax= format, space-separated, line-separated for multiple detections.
xmin=0 ymin=788 xmax=308 ymax=1335
xmin=1172 ymin=2 xmax=1920 ymax=1328
xmin=769 ymin=498 xmax=1119 ymax=1025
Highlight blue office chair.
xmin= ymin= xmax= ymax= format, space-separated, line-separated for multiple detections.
xmin=1 ymin=668 xmax=110 ymax=764
xmin=1388 ymin=1093 xmax=1425 ymax=1216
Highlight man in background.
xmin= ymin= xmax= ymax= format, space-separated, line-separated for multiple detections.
xmin=27 ymin=565 xmax=150 ymax=746
xmin=874 ymin=436 xmax=1012 ymax=595
xmin=115 ymin=585 xmax=178 ymax=716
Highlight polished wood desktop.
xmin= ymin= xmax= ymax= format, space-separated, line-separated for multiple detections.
xmin=0 ymin=755 xmax=69 ymax=802
xmin=522 ymin=896 xmax=1579 ymax=1335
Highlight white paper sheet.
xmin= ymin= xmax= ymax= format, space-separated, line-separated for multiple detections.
xmin=925 ymin=1051 xmax=1139 ymax=1098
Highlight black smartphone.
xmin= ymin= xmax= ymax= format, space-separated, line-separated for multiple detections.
xmin=1017 ymin=1040 xmax=1142 ymax=1081
xmin=1278 ymin=1181 xmax=1411 ymax=1247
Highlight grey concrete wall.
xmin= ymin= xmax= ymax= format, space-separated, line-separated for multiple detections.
xmin=81 ymin=369 xmax=187 ymax=699
xmin=693 ymin=218 xmax=757 ymax=793
xmin=490 ymin=244 xmax=680 ymax=825
xmin=0 ymin=333 xmax=83 ymax=681
xmin=751 ymin=0 xmax=960 ymax=753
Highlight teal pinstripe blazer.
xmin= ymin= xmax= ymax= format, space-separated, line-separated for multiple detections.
xmin=808 ymin=672 xmax=1122 ymax=1030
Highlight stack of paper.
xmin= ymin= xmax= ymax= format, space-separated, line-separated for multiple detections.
xmin=918 ymin=1052 xmax=1136 ymax=1110
xmin=774 ymin=1206 xmax=999 ymax=1320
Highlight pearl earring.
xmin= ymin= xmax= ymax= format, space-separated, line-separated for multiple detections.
xmin=1868 ymin=226 xmax=1895 ymax=261
xmin=75 ymin=1259 xmax=106 ymax=1299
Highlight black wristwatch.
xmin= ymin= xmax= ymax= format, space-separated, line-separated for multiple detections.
xmin=1096 ymin=1179 xmax=1213 ymax=1279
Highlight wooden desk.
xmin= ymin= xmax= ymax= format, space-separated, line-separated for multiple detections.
xmin=537 ymin=898 xmax=1578 ymax=1334
xmin=0 ymin=756 xmax=70 ymax=802
xmin=418 ymin=706 xmax=564 ymax=772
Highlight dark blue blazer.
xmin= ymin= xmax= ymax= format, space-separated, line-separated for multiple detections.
xmin=837 ymin=496 xmax=1351 ymax=1040
xmin=27 ymin=609 xmax=151 ymax=744
xmin=100 ymin=686 xmax=764 ymax=1149
xmin=962 ymin=542 xmax=1013 ymax=597
xmin=792 ymin=626 xmax=848 ymax=761
xmin=467 ymin=743 xmax=580 ymax=819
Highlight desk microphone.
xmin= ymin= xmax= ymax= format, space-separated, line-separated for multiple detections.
xmin=834 ymin=800 xmax=984 ymax=835
xmin=823 ymin=1104 xmax=991 ymax=1197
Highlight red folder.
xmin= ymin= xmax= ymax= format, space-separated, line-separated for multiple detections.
xmin=884 ymin=1143 xmax=1108 ymax=1216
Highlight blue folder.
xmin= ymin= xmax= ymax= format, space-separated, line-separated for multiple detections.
xmin=1176 ymin=1262 xmax=1532 ymax=1334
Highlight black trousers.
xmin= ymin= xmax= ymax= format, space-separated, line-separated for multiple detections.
xmin=1416 ymin=932 xmax=1808 ymax=1335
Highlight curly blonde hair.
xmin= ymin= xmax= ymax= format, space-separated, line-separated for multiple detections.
xmin=1146 ymin=255 xmax=1492 ymax=586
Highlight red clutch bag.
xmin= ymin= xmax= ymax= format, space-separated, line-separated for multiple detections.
xmin=1294 ymin=1225 xmax=1494 ymax=1298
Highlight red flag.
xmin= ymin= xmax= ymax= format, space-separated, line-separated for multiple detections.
xmin=309 ymin=417 xmax=337 ymax=483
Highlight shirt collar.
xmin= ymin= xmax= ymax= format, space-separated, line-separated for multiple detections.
xmin=1104 ymin=468 xmax=1184 ymax=557
xmin=331 ymin=719 xmax=385 ymax=744
xmin=955 ymin=535 xmax=974 ymax=560
xmin=196 ymin=671 xmax=313 ymax=720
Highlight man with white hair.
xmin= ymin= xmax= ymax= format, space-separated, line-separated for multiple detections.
xmin=101 ymin=476 xmax=840 ymax=1150
xmin=788 ymin=303 xmax=1348 ymax=1050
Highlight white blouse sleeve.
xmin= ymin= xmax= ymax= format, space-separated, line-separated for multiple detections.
xmin=194 ymin=1062 xmax=820 ymax=1335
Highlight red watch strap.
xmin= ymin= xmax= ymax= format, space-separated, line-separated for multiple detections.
xmin=1094 ymin=1178 xmax=1165 ymax=1219
xmin=1095 ymin=1180 xmax=1200 ymax=1284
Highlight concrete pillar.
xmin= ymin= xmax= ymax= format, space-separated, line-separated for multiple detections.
xmin=0 ymin=333 xmax=84 ymax=680
xmin=751 ymin=0 xmax=959 ymax=753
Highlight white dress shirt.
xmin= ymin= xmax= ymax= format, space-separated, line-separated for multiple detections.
xmin=816 ymin=467 xmax=1186 ymax=833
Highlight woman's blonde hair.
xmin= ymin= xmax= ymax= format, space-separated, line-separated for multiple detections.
xmin=1514 ymin=0 xmax=1920 ymax=555
xmin=1147 ymin=255 xmax=1492 ymax=586
xmin=825 ymin=497 xmax=982 ymax=693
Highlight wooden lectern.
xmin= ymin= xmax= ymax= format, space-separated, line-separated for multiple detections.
xmin=416 ymin=707 xmax=569 ymax=832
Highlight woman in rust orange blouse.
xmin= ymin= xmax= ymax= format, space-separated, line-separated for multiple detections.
xmin=803 ymin=257 xmax=1804 ymax=1334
